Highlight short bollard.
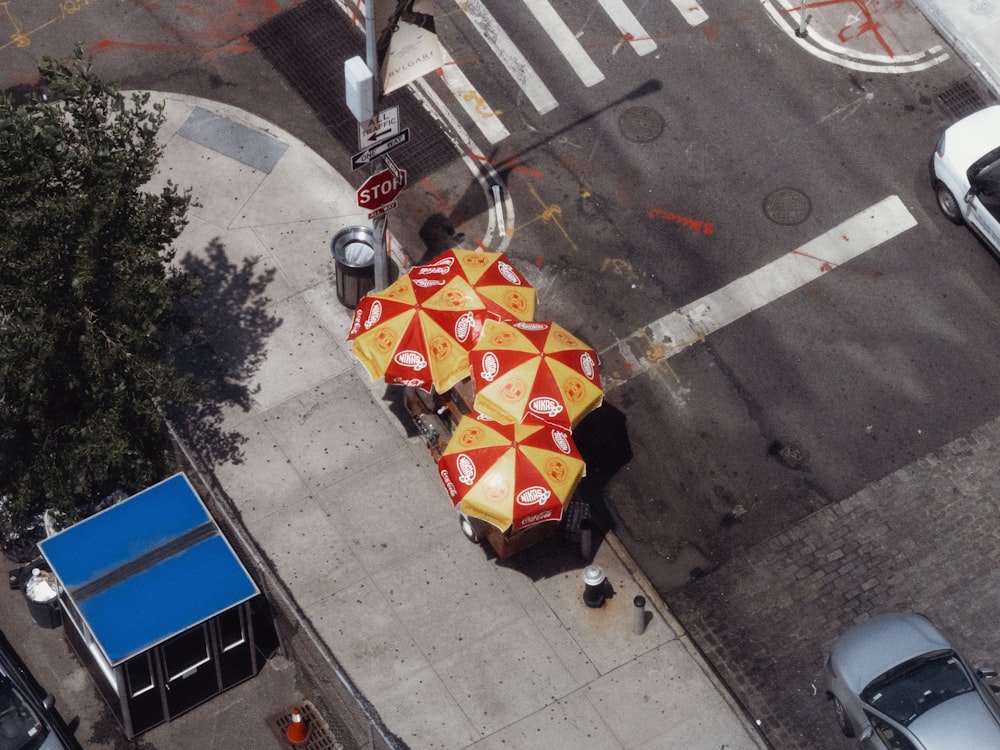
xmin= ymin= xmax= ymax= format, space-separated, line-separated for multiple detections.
xmin=632 ymin=595 xmax=647 ymax=635
xmin=579 ymin=518 xmax=593 ymax=560
xmin=582 ymin=564 xmax=607 ymax=608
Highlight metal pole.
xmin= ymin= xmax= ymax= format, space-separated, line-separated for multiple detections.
xmin=365 ymin=0 xmax=389 ymax=290
xmin=632 ymin=595 xmax=647 ymax=635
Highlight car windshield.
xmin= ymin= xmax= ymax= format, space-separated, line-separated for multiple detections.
xmin=861 ymin=651 xmax=974 ymax=726
xmin=0 ymin=679 xmax=48 ymax=750
xmin=970 ymin=147 xmax=1000 ymax=188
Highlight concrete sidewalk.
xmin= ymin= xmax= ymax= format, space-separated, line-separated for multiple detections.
xmin=146 ymin=93 xmax=767 ymax=749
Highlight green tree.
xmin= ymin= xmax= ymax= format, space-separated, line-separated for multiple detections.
xmin=0 ymin=48 xmax=197 ymax=538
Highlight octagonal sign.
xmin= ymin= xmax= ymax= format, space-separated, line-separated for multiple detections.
xmin=357 ymin=168 xmax=407 ymax=211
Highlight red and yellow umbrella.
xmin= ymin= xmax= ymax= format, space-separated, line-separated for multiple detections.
xmin=438 ymin=414 xmax=585 ymax=533
xmin=347 ymin=273 xmax=487 ymax=392
xmin=469 ymin=319 xmax=603 ymax=431
xmin=413 ymin=249 xmax=535 ymax=322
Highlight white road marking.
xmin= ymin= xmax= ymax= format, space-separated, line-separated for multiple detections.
xmin=603 ymin=195 xmax=917 ymax=387
xmin=670 ymin=0 xmax=710 ymax=27
xmin=454 ymin=0 xmax=559 ymax=114
xmin=437 ymin=46 xmax=510 ymax=145
xmin=597 ymin=0 xmax=657 ymax=56
xmin=521 ymin=0 xmax=605 ymax=87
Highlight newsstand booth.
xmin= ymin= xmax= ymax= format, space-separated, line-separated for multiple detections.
xmin=38 ymin=473 xmax=271 ymax=738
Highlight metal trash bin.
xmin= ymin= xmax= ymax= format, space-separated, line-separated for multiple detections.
xmin=22 ymin=565 xmax=61 ymax=629
xmin=332 ymin=226 xmax=377 ymax=308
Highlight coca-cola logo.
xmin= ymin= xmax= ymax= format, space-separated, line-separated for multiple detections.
xmin=551 ymin=430 xmax=572 ymax=454
xmin=413 ymin=277 xmax=446 ymax=288
xmin=515 ymin=321 xmax=548 ymax=332
xmin=497 ymin=261 xmax=521 ymax=285
xmin=394 ymin=350 xmax=428 ymax=371
xmin=416 ymin=258 xmax=453 ymax=274
xmin=456 ymin=454 xmax=476 ymax=485
xmin=516 ymin=486 xmax=551 ymax=507
xmin=364 ymin=301 xmax=382 ymax=330
xmin=349 ymin=307 xmax=365 ymax=337
xmin=479 ymin=352 xmax=500 ymax=382
xmin=529 ymin=397 xmax=563 ymax=418
xmin=439 ymin=468 xmax=457 ymax=498
xmin=454 ymin=311 xmax=474 ymax=343
xmin=580 ymin=352 xmax=597 ymax=380
xmin=521 ymin=509 xmax=554 ymax=526
xmin=390 ymin=376 xmax=426 ymax=387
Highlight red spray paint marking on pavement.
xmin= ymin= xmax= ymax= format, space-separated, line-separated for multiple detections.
xmin=469 ymin=154 xmax=544 ymax=178
xmin=788 ymin=0 xmax=895 ymax=58
xmin=648 ymin=208 xmax=715 ymax=236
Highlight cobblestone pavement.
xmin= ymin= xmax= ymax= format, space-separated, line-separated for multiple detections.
xmin=667 ymin=417 xmax=1000 ymax=749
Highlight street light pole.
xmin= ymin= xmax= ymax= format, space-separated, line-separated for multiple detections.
xmin=365 ymin=0 xmax=389 ymax=291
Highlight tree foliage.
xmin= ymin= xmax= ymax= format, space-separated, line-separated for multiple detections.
xmin=0 ymin=48 xmax=197 ymax=535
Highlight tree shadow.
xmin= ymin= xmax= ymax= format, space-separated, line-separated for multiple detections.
xmin=166 ymin=238 xmax=283 ymax=467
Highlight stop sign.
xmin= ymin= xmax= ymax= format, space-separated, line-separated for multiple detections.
xmin=357 ymin=168 xmax=407 ymax=210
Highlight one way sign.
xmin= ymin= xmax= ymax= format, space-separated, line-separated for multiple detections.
xmin=358 ymin=106 xmax=400 ymax=149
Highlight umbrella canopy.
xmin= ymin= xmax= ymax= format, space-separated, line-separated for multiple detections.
xmin=347 ymin=272 xmax=488 ymax=392
xmin=469 ymin=319 xmax=603 ymax=431
xmin=414 ymin=249 xmax=535 ymax=322
xmin=438 ymin=414 xmax=585 ymax=533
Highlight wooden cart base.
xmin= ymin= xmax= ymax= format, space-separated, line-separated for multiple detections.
xmin=483 ymin=522 xmax=560 ymax=560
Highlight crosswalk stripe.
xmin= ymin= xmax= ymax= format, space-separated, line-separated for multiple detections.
xmin=520 ymin=0 xmax=605 ymax=87
xmin=597 ymin=0 xmax=657 ymax=56
xmin=438 ymin=46 xmax=510 ymax=145
xmin=453 ymin=0 xmax=559 ymax=114
xmin=670 ymin=0 xmax=709 ymax=27
xmin=602 ymin=196 xmax=917 ymax=388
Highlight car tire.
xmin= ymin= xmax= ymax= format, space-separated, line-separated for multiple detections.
xmin=935 ymin=182 xmax=964 ymax=225
xmin=831 ymin=696 xmax=855 ymax=738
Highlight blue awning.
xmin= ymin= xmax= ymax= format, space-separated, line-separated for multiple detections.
xmin=39 ymin=473 xmax=259 ymax=665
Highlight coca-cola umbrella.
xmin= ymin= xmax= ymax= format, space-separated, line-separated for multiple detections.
xmin=469 ymin=319 xmax=603 ymax=431
xmin=347 ymin=272 xmax=488 ymax=393
xmin=413 ymin=249 xmax=536 ymax=322
xmin=437 ymin=413 xmax=585 ymax=534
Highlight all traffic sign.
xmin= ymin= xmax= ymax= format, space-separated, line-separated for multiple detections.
xmin=357 ymin=168 xmax=407 ymax=211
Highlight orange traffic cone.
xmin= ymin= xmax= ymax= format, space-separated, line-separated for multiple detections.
xmin=286 ymin=706 xmax=310 ymax=746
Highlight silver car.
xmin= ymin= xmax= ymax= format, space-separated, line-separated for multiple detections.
xmin=930 ymin=104 xmax=1000 ymax=255
xmin=824 ymin=613 xmax=1000 ymax=749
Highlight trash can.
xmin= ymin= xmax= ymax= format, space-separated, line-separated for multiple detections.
xmin=23 ymin=565 xmax=61 ymax=629
xmin=332 ymin=226 xmax=377 ymax=308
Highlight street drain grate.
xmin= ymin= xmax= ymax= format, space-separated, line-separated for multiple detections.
xmin=936 ymin=80 xmax=988 ymax=120
xmin=270 ymin=701 xmax=341 ymax=750
xmin=619 ymin=106 xmax=664 ymax=143
xmin=763 ymin=187 xmax=812 ymax=226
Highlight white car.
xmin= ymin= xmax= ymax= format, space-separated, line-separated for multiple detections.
xmin=930 ymin=104 xmax=1000 ymax=255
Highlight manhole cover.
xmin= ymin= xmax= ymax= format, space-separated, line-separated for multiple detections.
xmin=619 ymin=106 xmax=664 ymax=143
xmin=936 ymin=79 xmax=988 ymax=120
xmin=763 ymin=187 xmax=812 ymax=226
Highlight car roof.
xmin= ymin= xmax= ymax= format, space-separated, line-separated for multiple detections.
xmin=830 ymin=613 xmax=951 ymax=693
xmin=942 ymin=105 xmax=1000 ymax=172
xmin=909 ymin=691 xmax=1000 ymax=749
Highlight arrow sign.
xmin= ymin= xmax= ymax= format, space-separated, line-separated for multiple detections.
xmin=351 ymin=129 xmax=410 ymax=170
xmin=358 ymin=106 xmax=400 ymax=149
xmin=357 ymin=168 xmax=407 ymax=211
